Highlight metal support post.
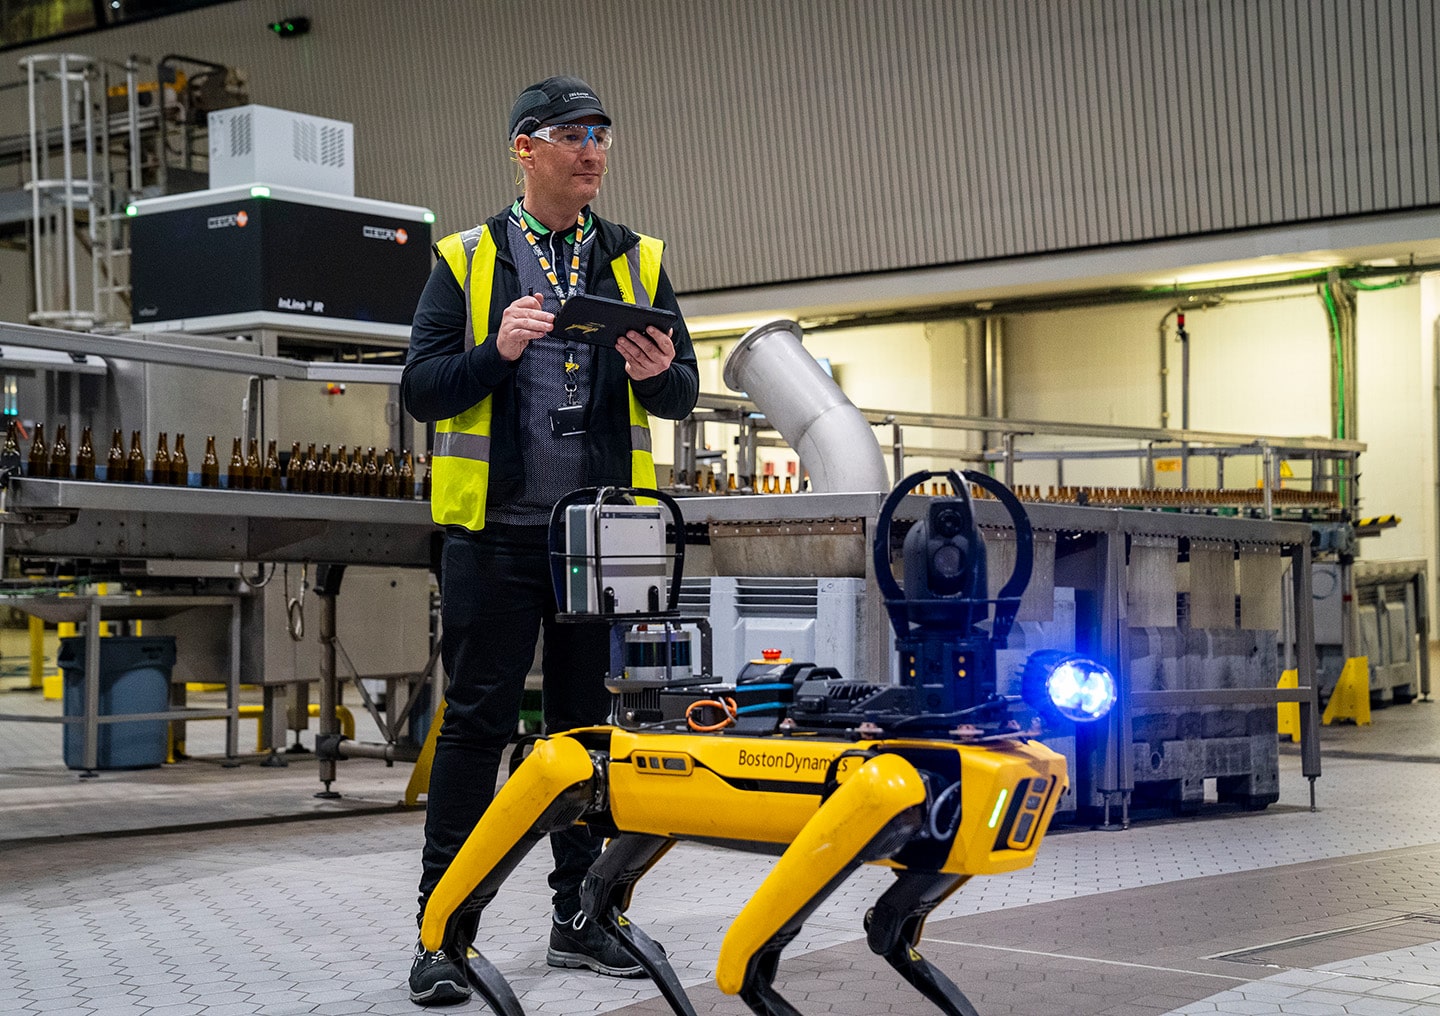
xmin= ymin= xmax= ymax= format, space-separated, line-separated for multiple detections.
xmin=889 ymin=419 xmax=904 ymax=484
xmin=315 ymin=591 xmax=340 ymax=797
xmin=226 ymin=597 xmax=240 ymax=758
xmin=1291 ymin=539 xmax=1323 ymax=810
xmin=1097 ymin=521 xmax=1130 ymax=829
xmin=1261 ymin=444 xmax=1275 ymax=517
xmin=80 ymin=597 xmax=101 ymax=776
xmin=672 ymin=416 xmax=697 ymax=488
xmin=1416 ymin=569 xmax=1431 ymax=700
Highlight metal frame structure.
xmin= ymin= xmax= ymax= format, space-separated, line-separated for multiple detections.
xmin=0 ymin=321 xmax=430 ymax=788
xmin=679 ymin=490 xmax=1323 ymax=821
xmin=677 ymin=393 xmax=1365 ymax=519
xmin=0 ymin=592 xmax=240 ymax=773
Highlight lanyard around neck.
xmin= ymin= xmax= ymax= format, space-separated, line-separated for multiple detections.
xmin=512 ymin=201 xmax=587 ymax=304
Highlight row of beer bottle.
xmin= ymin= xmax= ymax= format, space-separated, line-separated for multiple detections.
xmin=7 ymin=422 xmax=431 ymax=499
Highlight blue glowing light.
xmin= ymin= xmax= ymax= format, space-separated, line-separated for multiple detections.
xmin=1044 ymin=658 xmax=1116 ymax=721
xmin=1021 ymin=650 xmax=1117 ymax=724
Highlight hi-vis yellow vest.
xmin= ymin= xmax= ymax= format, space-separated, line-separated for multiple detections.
xmin=429 ymin=224 xmax=663 ymax=531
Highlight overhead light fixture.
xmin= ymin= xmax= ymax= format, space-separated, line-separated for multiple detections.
xmin=1159 ymin=258 xmax=1334 ymax=287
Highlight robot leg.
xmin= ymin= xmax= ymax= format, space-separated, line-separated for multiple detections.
xmin=419 ymin=734 xmax=601 ymax=1015
xmin=866 ymin=870 xmax=979 ymax=1016
xmin=580 ymin=833 xmax=695 ymax=1015
xmin=716 ymin=753 xmax=928 ymax=1015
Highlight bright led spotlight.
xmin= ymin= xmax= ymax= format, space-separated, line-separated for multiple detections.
xmin=1021 ymin=650 xmax=1116 ymax=724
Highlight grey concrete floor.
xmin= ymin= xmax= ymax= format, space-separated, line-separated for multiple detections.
xmin=2 ymin=638 xmax=1440 ymax=1015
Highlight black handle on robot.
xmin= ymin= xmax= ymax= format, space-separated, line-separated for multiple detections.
xmin=871 ymin=469 xmax=1033 ymax=645
xmin=546 ymin=485 xmax=687 ymax=614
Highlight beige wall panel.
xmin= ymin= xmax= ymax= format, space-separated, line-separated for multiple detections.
xmin=5 ymin=0 xmax=1436 ymax=293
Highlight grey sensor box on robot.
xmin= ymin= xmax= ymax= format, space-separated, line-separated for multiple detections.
xmin=564 ymin=504 xmax=667 ymax=614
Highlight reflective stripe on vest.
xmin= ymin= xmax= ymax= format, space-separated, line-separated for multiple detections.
xmin=429 ymin=224 xmax=664 ymax=530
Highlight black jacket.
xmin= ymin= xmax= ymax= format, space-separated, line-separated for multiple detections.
xmin=402 ymin=209 xmax=699 ymax=502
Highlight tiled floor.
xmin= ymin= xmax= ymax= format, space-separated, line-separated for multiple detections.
xmin=2 ymin=643 xmax=1440 ymax=1015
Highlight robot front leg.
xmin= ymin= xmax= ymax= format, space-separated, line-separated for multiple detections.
xmin=420 ymin=734 xmax=601 ymax=1016
xmin=579 ymin=833 xmax=696 ymax=1016
xmin=716 ymin=753 xmax=928 ymax=1015
xmin=866 ymin=870 xmax=979 ymax=1016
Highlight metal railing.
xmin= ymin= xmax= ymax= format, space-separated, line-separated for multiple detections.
xmin=673 ymin=393 xmax=1365 ymax=518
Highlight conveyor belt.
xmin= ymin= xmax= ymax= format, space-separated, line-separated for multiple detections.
xmin=0 ymin=476 xmax=435 ymax=566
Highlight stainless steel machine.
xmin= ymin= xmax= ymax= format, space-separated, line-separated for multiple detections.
xmin=0 ymin=322 xmax=436 ymax=789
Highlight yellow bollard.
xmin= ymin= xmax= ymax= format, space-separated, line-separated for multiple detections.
xmin=1276 ymin=669 xmax=1300 ymax=743
xmin=405 ymin=700 xmax=446 ymax=807
xmin=1322 ymin=656 xmax=1372 ymax=726
xmin=28 ymin=615 xmax=44 ymax=688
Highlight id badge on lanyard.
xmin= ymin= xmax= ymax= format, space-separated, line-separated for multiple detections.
xmin=515 ymin=204 xmax=590 ymax=439
xmin=550 ymin=348 xmax=586 ymax=437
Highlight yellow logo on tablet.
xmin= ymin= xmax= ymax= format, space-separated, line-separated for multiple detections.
xmin=566 ymin=322 xmax=602 ymax=336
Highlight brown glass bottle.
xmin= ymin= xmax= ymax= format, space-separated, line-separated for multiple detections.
xmin=200 ymin=436 xmax=220 ymax=488
xmin=363 ymin=447 xmax=380 ymax=497
xmin=333 ymin=445 xmax=349 ymax=495
xmin=153 ymin=432 xmax=171 ymax=486
xmin=50 ymin=424 xmax=70 ymax=480
xmin=106 ymin=429 xmax=125 ymax=481
xmin=301 ymin=443 xmax=319 ymax=493
xmin=262 ymin=440 xmax=281 ymax=491
xmin=27 ymin=422 xmax=48 ymax=478
xmin=75 ymin=426 xmax=95 ymax=481
xmin=316 ymin=444 xmax=334 ymax=494
xmin=380 ymin=448 xmax=399 ymax=498
xmin=171 ymin=434 xmax=188 ymax=486
xmin=349 ymin=448 xmax=366 ymax=494
xmin=128 ymin=430 xmax=145 ymax=483
xmin=227 ymin=437 xmax=245 ymax=489
xmin=398 ymin=449 xmax=415 ymax=499
xmin=0 ymin=420 xmax=21 ymax=471
xmin=421 ymin=455 xmax=432 ymax=500
xmin=285 ymin=441 xmax=303 ymax=492
xmin=244 ymin=439 xmax=261 ymax=490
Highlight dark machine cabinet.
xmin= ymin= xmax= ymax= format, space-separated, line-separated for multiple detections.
xmin=130 ymin=189 xmax=432 ymax=330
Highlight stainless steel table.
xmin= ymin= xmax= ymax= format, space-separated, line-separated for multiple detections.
xmin=0 ymin=593 xmax=242 ymax=773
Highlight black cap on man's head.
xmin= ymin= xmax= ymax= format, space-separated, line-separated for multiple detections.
xmin=509 ymin=76 xmax=609 ymax=141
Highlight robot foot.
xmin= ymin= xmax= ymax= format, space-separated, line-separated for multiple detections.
xmin=736 ymin=937 xmax=803 ymax=1016
xmin=865 ymin=870 xmax=980 ymax=1016
xmin=461 ymin=950 xmax=524 ymax=1016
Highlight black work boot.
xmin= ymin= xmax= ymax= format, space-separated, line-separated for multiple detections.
xmin=546 ymin=910 xmax=645 ymax=977
xmin=409 ymin=905 xmax=480 ymax=1006
xmin=408 ymin=938 xmax=470 ymax=1006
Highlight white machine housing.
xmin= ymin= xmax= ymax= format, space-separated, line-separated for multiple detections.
xmin=208 ymin=105 xmax=355 ymax=195
xmin=565 ymin=504 xmax=667 ymax=614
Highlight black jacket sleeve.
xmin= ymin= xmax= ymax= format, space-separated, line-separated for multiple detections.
xmin=400 ymin=259 xmax=518 ymax=423
xmin=628 ymin=264 xmax=699 ymax=421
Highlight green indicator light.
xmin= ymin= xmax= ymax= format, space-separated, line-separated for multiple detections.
xmin=423 ymin=211 xmax=436 ymax=224
xmin=571 ymin=566 xmax=580 ymax=574
xmin=124 ymin=204 xmax=138 ymax=217
xmin=987 ymin=787 xmax=1009 ymax=829
xmin=250 ymin=186 xmax=271 ymax=198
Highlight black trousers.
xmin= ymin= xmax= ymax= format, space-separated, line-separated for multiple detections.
xmin=417 ymin=523 xmax=611 ymax=930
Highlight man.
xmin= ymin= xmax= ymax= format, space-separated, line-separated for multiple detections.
xmin=401 ymin=75 xmax=698 ymax=1006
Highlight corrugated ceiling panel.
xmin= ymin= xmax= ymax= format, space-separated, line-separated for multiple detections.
xmin=4 ymin=0 xmax=1436 ymax=294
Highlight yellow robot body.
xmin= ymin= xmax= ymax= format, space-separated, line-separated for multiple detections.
xmin=604 ymin=728 xmax=1068 ymax=876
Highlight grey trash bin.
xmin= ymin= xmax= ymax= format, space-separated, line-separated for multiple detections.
xmin=59 ymin=636 xmax=176 ymax=770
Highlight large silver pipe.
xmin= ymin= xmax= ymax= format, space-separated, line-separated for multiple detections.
xmin=722 ymin=319 xmax=890 ymax=493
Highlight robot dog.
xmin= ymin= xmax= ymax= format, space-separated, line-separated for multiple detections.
xmin=419 ymin=471 xmax=1116 ymax=1016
